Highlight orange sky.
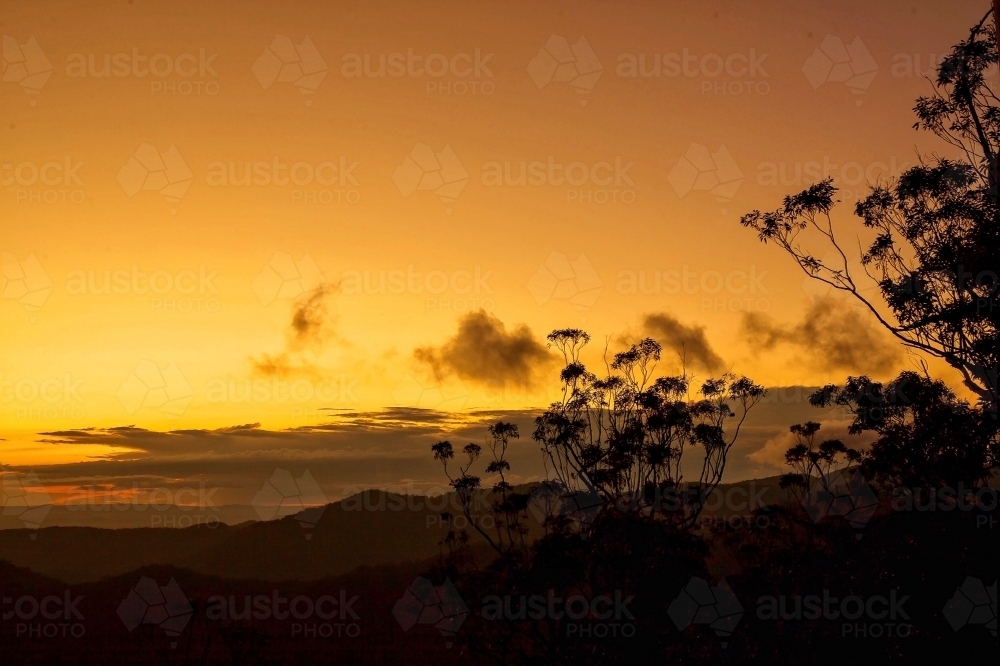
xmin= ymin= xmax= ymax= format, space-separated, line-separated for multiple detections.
xmin=0 ymin=0 xmax=986 ymax=469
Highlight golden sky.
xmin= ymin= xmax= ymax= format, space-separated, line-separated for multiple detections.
xmin=0 ymin=0 xmax=984 ymax=477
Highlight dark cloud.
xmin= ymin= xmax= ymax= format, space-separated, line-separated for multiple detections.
xmin=748 ymin=419 xmax=879 ymax=471
xmin=414 ymin=311 xmax=555 ymax=388
xmin=251 ymin=284 xmax=339 ymax=378
xmin=13 ymin=393 xmax=860 ymax=527
xmin=249 ymin=352 xmax=314 ymax=379
xmin=740 ymin=298 xmax=902 ymax=375
xmin=641 ymin=313 xmax=725 ymax=373
xmin=289 ymin=283 xmax=336 ymax=349
xmin=20 ymin=409 xmax=547 ymax=518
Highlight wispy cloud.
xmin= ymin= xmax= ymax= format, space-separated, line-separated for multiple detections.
xmin=740 ymin=298 xmax=902 ymax=375
xmin=640 ymin=312 xmax=725 ymax=372
xmin=251 ymin=283 xmax=342 ymax=379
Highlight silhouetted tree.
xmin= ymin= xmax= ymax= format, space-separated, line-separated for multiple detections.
xmin=780 ymin=420 xmax=861 ymax=501
xmin=432 ymin=422 xmax=533 ymax=560
xmin=534 ymin=329 xmax=765 ymax=527
xmin=811 ymin=371 xmax=997 ymax=489
xmin=740 ymin=11 xmax=1000 ymax=417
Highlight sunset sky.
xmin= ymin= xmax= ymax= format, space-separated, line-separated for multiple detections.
xmin=0 ymin=0 xmax=986 ymax=507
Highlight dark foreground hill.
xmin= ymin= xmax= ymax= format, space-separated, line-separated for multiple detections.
xmin=0 ymin=558 xmax=463 ymax=665
xmin=0 ymin=489 xmax=494 ymax=584
xmin=0 ymin=478 xmax=793 ymax=584
xmin=1 ymin=475 xmax=996 ymax=664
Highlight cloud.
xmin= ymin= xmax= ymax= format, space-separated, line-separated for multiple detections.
xmin=289 ymin=284 xmax=335 ymax=349
xmin=14 ymin=391 xmax=865 ymax=523
xmin=640 ymin=313 xmax=725 ymax=373
xmin=414 ymin=311 xmax=555 ymax=388
xmin=251 ymin=284 xmax=340 ymax=378
xmin=740 ymin=298 xmax=902 ymax=375
xmin=747 ymin=419 xmax=878 ymax=471
xmin=19 ymin=409 xmax=545 ymax=511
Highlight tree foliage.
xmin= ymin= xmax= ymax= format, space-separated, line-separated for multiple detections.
xmin=740 ymin=12 xmax=1000 ymax=416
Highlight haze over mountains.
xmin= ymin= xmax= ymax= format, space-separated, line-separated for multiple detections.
xmin=0 ymin=479 xmax=792 ymax=584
